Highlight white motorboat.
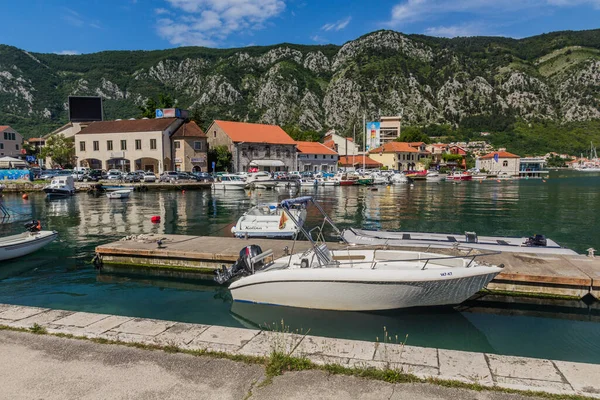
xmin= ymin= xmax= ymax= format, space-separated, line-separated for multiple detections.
xmin=103 ymin=185 xmax=135 ymax=192
xmin=390 ymin=173 xmax=408 ymax=184
xmin=212 ymin=174 xmax=247 ymax=191
xmin=471 ymin=175 xmax=487 ymax=181
xmin=106 ymin=189 xmax=131 ymax=199
xmin=299 ymin=178 xmax=317 ymax=187
xmin=43 ymin=176 xmax=75 ymax=198
xmin=0 ymin=221 xmax=58 ymax=261
xmin=341 ymin=228 xmax=578 ymax=256
xmin=216 ymin=197 xmax=503 ymax=311
xmin=231 ymin=202 xmax=307 ymax=239
xmin=446 ymin=172 xmax=472 ymax=182
xmin=245 ymin=172 xmax=278 ymax=189
xmin=426 ymin=171 xmax=446 ymax=182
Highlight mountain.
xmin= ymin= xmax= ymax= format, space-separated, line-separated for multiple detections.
xmin=1 ymin=29 xmax=600 ymax=143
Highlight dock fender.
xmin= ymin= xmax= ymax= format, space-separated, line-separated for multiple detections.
xmin=498 ymin=263 xmax=505 ymax=269
xmin=92 ymin=253 xmax=103 ymax=270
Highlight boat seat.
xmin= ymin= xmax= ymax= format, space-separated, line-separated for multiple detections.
xmin=497 ymin=240 xmax=509 ymax=245
xmin=447 ymin=236 xmax=457 ymax=242
xmin=402 ymin=234 xmax=411 ymax=240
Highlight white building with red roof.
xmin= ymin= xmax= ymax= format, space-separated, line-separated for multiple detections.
xmin=477 ymin=151 xmax=521 ymax=176
xmin=296 ymin=141 xmax=338 ymax=173
xmin=206 ymin=120 xmax=297 ymax=172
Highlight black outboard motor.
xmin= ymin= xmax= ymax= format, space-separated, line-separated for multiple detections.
xmin=24 ymin=220 xmax=41 ymax=233
xmin=526 ymin=234 xmax=547 ymax=247
xmin=214 ymin=245 xmax=264 ymax=284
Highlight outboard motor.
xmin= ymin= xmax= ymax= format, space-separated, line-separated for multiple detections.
xmin=24 ymin=220 xmax=41 ymax=233
xmin=214 ymin=245 xmax=264 ymax=284
xmin=526 ymin=234 xmax=547 ymax=247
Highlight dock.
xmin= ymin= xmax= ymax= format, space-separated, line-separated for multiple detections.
xmin=95 ymin=234 xmax=600 ymax=300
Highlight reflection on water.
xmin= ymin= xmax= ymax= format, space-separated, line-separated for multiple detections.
xmin=0 ymin=171 xmax=599 ymax=363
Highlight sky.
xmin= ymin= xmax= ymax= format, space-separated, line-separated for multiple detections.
xmin=1 ymin=0 xmax=599 ymax=54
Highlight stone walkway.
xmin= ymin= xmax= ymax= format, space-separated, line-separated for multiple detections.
xmin=1 ymin=303 xmax=599 ymax=399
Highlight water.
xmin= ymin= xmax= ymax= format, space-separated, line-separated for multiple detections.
xmin=1 ymin=170 xmax=599 ymax=364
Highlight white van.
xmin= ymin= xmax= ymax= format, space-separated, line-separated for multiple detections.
xmin=74 ymin=167 xmax=90 ymax=173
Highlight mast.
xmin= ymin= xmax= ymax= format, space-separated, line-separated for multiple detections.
xmin=346 ymin=126 xmax=349 ymax=172
xmin=363 ymin=114 xmax=366 ymax=171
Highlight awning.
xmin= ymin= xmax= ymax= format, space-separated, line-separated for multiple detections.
xmin=249 ymin=159 xmax=285 ymax=167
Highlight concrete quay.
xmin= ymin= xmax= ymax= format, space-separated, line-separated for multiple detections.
xmin=95 ymin=234 xmax=600 ymax=299
xmin=1 ymin=303 xmax=599 ymax=399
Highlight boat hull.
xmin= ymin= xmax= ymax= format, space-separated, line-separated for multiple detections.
xmin=43 ymin=188 xmax=74 ymax=198
xmin=212 ymin=183 xmax=247 ymax=190
xmin=0 ymin=231 xmax=58 ymax=261
xmin=230 ymin=269 xmax=499 ymax=311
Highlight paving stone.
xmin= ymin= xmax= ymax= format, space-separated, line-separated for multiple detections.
xmin=152 ymin=323 xmax=210 ymax=346
xmin=52 ymin=312 xmax=109 ymax=328
xmin=374 ymin=344 xmax=438 ymax=368
xmin=192 ymin=326 xmax=259 ymax=348
xmin=185 ymin=340 xmax=244 ymax=354
xmin=388 ymin=362 xmax=440 ymax=379
xmin=438 ymin=349 xmax=494 ymax=385
xmin=0 ymin=304 xmax=13 ymax=313
xmin=293 ymin=336 xmax=376 ymax=361
xmin=486 ymin=354 xmax=564 ymax=382
xmin=84 ymin=316 xmax=132 ymax=335
xmin=10 ymin=310 xmax=75 ymax=329
xmin=307 ymin=354 xmax=351 ymax=367
xmin=99 ymin=331 xmax=156 ymax=344
xmin=0 ymin=306 xmax=48 ymax=321
xmin=554 ymin=360 xmax=600 ymax=396
xmin=113 ymin=318 xmax=175 ymax=336
xmin=494 ymin=376 xmax=576 ymax=395
xmin=238 ymin=331 xmax=305 ymax=357
xmin=346 ymin=359 xmax=388 ymax=370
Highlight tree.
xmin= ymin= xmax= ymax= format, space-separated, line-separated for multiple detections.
xmin=396 ymin=126 xmax=431 ymax=144
xmin=40 ymin=135 xmax=75 ymax=168
xmin=139 ymin=93 xmax=175 ymax=119
xmin=208 ymin=145 xmax=232 ymax=172
xmin=281 ymin=125 xmax=322 ymax=142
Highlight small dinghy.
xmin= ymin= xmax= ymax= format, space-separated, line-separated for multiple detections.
xmin=0 ymin=220 xmax=58 ymax=261
xmin=231 ymin=202 xmax=307 ymax=239
xmin=106 ymin=189 xmax=131 ymax=199
xmin=216 ymin=197 xmax=503 ymax=311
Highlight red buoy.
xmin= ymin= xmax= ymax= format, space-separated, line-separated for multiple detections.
xmin=151 ymin=216 xmax=161 ymax=223
xmin=22 ymin=193 xmax=29 ymax=200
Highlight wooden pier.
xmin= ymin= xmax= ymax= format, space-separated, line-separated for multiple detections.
xmin=95 ymin=234 xmax=600 ymax=300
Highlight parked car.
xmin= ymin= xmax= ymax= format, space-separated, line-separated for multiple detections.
xmin=107 ymin=170 xmax=122 ymax=181
xmin=177 ymin=172 xmax=194 ymax=180
xmin=83 ymin=170 xmax=102 ymax=182
xmin=159 ymin=171 xmax=179 ymax=182
xmin=191 ymin=172 xmax=213 ymax=182
xmin=122 ymin=172 xmax=141 ymax=183
xmin=142 ymin=172 xmax=157 ymax=183
xmin=40 ymin=170 xmax=58 ymax=180
xmin=72 ymin=170 xmax=87 ymax=182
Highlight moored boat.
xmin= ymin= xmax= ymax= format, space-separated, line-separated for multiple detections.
xmin=0 ymin=221 xmax=58 ymax=261
xmin=106 ymin=189 xmax=131 ymax=199
xmin=43 ymin=176 xmax=75 ymax=198
xmin=212 ymin=174 xmax=247 ymax=190
xmin=446 ymin=172 xmax=472 ymax=181
xmin=231 ymin=202 xmax=307 ymax=239
xmin=245 ymin=172 xmax=279 ymax=189
xmin=405 ymin=170 xmax=428 ymax=180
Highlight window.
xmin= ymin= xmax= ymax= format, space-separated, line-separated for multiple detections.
xmin=150 ymin=139 xmax=157 ymax=150
xmin=107 ymin=140 xmax=113 ymax=151
xmin=3 ymin=132 xmax=6 ymax=140
xmin=11 ymin=133 xmax=15 ymax=140
xmin=331 ymin=155 xmax=334 ymax=159
xmin=135 ymin=139 xmax=142 ymax=150
xmin=15 ymin=144 xmax=19 ymax=150
xmin=213 ymin=130 xmax=216 ymax=138
xmin=174 ymin=141 xmax=181 ymax=149
xmin=242 ymin=148 xmax=247 ymax=157
xmin=276 ymin=149 xmax=281 ymax=157
xmin=322 ymin=155 xmax=326 ymax=159
xmin=503 ymin=160 xmax=508 ymax=167
xmin=0 ymin=143 xmax=3 ymax=149
xmin=120 ymin=140 xmax=127 ymax=150
xmin=93 ymin=141 xmax=99 ymax=151
xmin=194 ymin=141 xmax=202 ymax=151
xmin=286 ymin=150 xmax=290 ymax=158
xmin=80 ymin=141 xmax=86 ymax=151
xmin=265 ymin=146 xmax=270 ymax=157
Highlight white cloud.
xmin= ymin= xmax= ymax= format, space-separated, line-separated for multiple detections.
xmin=424 ymin=23 xmax=483 ymax=37
xmin=62 ymin=7 xmax=84 ymax=27
xmin=387 ymin=0 xmax=600 ymax=26
xmin=310 ymin=35 xmax=328 ymax=43
xmin=157 ymin=0 xmax=286 ymax=46
xmin=55 ymin=50 xmax=80 ymax=55
xmin=321 ymin=16 xmax=352 ymax=31
xmin=154 ymin=8 xmax=171 ymax=15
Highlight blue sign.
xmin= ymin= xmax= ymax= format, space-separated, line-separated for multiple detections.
xmin=25 ymin=156 xmax=36 ymax=162
xmin=211 ymin=161 xmax=216 ymax=171
xmin=155 ymin=109 xmax=164 ymax=118
xmin=493 ymin=153 xmax=499 ymax=163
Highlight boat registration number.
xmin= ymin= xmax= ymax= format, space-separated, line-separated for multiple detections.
xmin=440 ymin=272 xmax=453 ymax=277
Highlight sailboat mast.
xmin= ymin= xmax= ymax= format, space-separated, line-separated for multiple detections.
xmin=363 ymin=114 xmax=366 ymax=171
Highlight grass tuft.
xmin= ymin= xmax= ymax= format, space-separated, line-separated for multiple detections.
xmin=29 ymin=323 xmax=47 ymax=335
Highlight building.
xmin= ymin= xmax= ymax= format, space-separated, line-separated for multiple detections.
xmin=519 ymin=157 xmax=549 ymax=178
xmin=0 ymin=126 xmax=24 ymax=158
xmin=477 ymin=151 xmax=521 ymax=176
xmin=368 ymin=142 xmax=422 ymax=171
xmin=379 ymin=116 xmax=402 ymax=145
xmin=323 ymin=131 xmax=361 ymax=156
xmin=75 ymin=118 xmax=190 ymax=173
xmin=338 ymin=155 xmax=382 ymax=171
xmin=206 ymin=120 xmax=297 ymax=173
xmin=296 ymin=141 xmax=338 ymax=173
xmin=172 ymin=121 xmax=208 ymax=172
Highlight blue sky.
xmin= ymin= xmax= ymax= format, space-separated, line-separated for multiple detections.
xmin=1 ymin=0 xmax=599 ymax=54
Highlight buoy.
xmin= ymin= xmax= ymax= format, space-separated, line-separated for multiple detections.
xmin=496 ymin=180 xmax=501 ymax=183
xmin=151 ymin=216 xmax=161 ymax=223
xmin=182 ymin=190 xmax=186 ymax=194
xmin=22 ymin=193 xmax=29 ymax=200
xmin=542 ymin=179 xmax=546 ymax=183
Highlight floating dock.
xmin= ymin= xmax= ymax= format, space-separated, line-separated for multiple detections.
xmin=95 ymin=234 xmax=600 ymax=300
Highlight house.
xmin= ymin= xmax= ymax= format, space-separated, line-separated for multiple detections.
xmin=296 ymin=141 xmax=338 ymax=173
xmin=323 ymin=131 xmax=361 ymax=156
xmin=172 ymin=121 xmax=208 ymax=172
xmin=477 ymin=151 xmax=521 ymax=176
xmin=338 ymin=155 xmax=382 ymax=171
xmin=0 ymin=126 xmax=24 ymax=158
xmin=368 ymin=142 xmax=421 ymax=171
xmin=75 ymin=118 xmax=188 ymax=173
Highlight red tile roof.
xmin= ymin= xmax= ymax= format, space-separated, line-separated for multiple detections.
xmin=339 ymin=155 xmax=382 ymax=167
xmin=0 ymin=126 xmax=10 ymax=132
xmin=172 ymin=121 xmax=206 ymax=138
xmin=79 ymin=118 xmax=179 ymax=134
xmin=323 ymin=140 xmax=337 ymax=151
xmin=296 ymin=141 xmax=338 ymax=155
xmin=480 ymin=151 xmax=520 ymax=159
xmin=408 ymin=142 xmax=425 ymax=147
xmin=213 ymin=120 xmax=295 ymax=145
xmin=369 ymin=142 xmax=419 ymax=154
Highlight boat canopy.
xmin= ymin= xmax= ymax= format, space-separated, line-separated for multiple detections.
xmin=280 ymin=196 xmax=313 ymax=208
xmin=249 ymin=160 xmax=285 ymax=167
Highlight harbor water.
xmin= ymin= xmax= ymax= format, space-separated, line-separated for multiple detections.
xmin=0 ymin=170 xmax=599 ymax=364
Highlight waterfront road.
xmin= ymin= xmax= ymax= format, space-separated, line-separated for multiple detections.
xmin=1 ymin=330 xmax=549 ymax=400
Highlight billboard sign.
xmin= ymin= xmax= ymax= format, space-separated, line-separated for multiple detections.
xmin=156 ymin=108 xmax=189 ymax=119
xmin=366 ymin=122 xmax=380 ymax=151
xmin=68 ymin=96 xmax=103 ymax=122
